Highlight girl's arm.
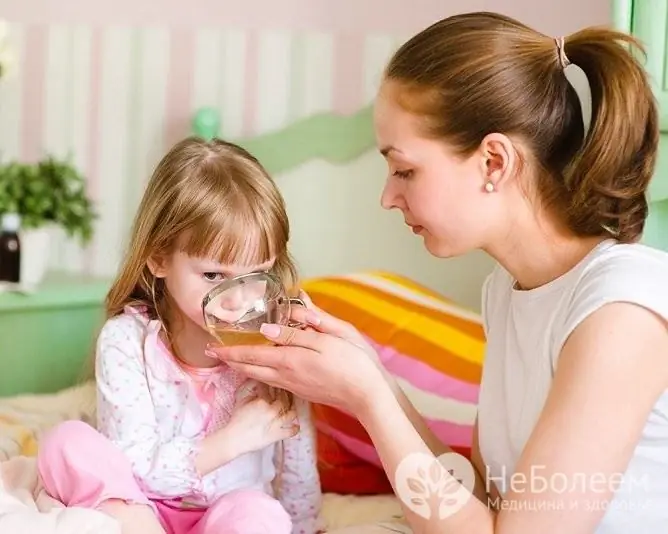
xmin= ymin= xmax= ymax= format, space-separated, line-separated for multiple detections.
xmin=97 ymin=317 xmax=274 ymax=497
xmin=274 ymin=398 xmax=324 ymax=533
xmin=195 ymin=387 xmax=299 ymax=477
xmin=96 ymin=317 xmax=207 ymax=498
xmin=357 ymin=302 xmax=668 ymax=534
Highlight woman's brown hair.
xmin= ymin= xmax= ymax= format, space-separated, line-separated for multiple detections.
xmin=98 ymin=136 xmax=298 ymax=413
xmin=383 ymin=11 xmax=659 ymax=242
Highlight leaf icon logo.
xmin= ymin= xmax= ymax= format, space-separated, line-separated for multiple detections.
xmin=394 ymin=452 xmax=476 ymax=520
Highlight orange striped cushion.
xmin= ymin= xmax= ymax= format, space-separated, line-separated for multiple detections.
xmin=302 ymin=271 xmax=485 ymax=493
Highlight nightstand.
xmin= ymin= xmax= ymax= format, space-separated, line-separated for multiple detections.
xmin=0 ymin=272 xmax=111 ymax=397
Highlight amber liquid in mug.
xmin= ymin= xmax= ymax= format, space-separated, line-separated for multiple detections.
xmin=208 ymin=326 xmax=274 ymax=347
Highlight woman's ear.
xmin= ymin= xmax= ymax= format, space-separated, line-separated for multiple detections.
xmin=147 ymin=255 xmax=168 ymax=278
xmin=478 ymin=133 xmax=518 ymax=191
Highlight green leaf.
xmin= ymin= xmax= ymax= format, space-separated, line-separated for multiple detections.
xmin=0 ymin=154 xmax=97 ymax=244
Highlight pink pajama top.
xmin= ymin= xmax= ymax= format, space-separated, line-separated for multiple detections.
xmin=94 ymin=307 xmax=322 ymax=533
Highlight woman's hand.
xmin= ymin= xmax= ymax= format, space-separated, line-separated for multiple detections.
xmin=207 ymin=305 xmax=389 ymax=413
xmin=293 ymin=297 xmax=378 ymax=355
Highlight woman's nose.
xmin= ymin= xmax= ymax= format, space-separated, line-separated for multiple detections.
xmin=380 ymin=180 xmax=401 ymax=210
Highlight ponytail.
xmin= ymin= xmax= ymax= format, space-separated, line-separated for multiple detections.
xmin=383 ymin=12 xmax=659 ymax=243
xmin=563 ymin=28 xmax=659 ymax=242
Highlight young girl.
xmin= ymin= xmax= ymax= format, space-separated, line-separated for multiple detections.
xmin=37 ymin=137 xmax=323 ymax=534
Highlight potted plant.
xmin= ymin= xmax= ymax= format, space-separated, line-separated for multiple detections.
xmin=0 ymin=155 xmax=96 ymax=289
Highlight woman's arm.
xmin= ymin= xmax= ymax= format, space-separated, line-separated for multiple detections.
xmin=386 ymin=376 xmax=488 ymax=502
xmin=386 ymin=376 xmax=449 ymax=457
xmin=471 ymin=417 xmax=497 ymax=505
xmin=211 ymin=300 xmax=667 ymax=533
xmin=298 ymin=295 xmax=490 ymax=498
xmin=356 ymin=301 xmax=668 ymax=534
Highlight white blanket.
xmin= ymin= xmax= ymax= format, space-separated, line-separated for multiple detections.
xmin=0 ymin=455 xmax=120 ymax=533
xmin=0 ymin=455 xmax=408 ymax=533
xmin=0 ymin=383 xmax=406 ymax=532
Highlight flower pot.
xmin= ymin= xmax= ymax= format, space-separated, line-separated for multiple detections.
xmin=18 ymin=225 xmax=53 ymax=290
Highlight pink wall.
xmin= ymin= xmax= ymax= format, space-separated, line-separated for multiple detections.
xmin=1 ymin=0 xmax=611 ymax=34
xmin=0 ymin=0 xmax=613 ymax=278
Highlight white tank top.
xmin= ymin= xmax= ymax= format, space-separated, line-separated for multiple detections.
xmin=477 ymin=239 xmax=668 ymax=533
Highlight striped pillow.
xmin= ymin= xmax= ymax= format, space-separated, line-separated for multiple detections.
xmin=302 ymin=271 xmax=485 ymax=490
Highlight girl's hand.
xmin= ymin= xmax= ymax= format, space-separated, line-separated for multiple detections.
xmin=225 ymin=395 xmax=299 ymax=455
xmin=196 ymin=395 xmax=298 ymax=475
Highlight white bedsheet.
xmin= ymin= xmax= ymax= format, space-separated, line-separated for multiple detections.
xmin=0 ymin=455 xmax=407 ymax=533
xmin=0 ymin=455 xmax=120 ymax=533
xmin=0 ymin=382 xmax=406 ymax=532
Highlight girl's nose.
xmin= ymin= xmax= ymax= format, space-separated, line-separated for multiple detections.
xmin=219 ymin=286 xmax=245 ymax=312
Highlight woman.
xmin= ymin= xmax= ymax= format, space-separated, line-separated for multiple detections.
xmin=211 ymin=11 xmax=668 ymax=534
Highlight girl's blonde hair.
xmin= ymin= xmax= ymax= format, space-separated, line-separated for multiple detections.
xmin=101 ymin=136 xmax=298 ymax=413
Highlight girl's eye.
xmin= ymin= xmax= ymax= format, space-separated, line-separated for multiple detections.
xmin=393 ymin=169 xmax=414 ymax=179
xmin=203 ymin=272 xmax=225 ymax=282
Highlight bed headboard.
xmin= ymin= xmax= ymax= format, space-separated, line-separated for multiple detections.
xmin=191 ymin=106 xmax=376 ymax=174
xmin=189 ymin=105 xmax=495 ymax=312
xmin=0 ymin=103 xmax=493 ymax=398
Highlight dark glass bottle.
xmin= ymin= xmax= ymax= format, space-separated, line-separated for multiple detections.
xmin=0 ymin=213 xmax=21 ymax=284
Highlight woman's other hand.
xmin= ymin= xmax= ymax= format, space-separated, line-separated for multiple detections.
xmin=226 ymin=395 xmax=299 ymax=452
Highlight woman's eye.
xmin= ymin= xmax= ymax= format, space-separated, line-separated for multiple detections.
xmin=203 ymin=272 xmax=225 ymax=282
xmin=393 ymin=169 xmax=414 ymax=179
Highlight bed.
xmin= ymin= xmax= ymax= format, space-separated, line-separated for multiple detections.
xmin=0 ymin=380 xmax=406 ymax=532
xmin=0 ymin=269 xmax=485 ymax=532
xmin=0 ymin=95 xmax=486 ymax=530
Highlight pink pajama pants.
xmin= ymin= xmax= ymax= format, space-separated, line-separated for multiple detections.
xmin=37 ymin=420 xmax=292 ymax=534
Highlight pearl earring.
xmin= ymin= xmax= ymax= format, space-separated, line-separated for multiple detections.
xmin=484 ymin=181 xmax=495 ymax=193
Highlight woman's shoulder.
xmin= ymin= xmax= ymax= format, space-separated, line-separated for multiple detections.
xmin=576 ymin=241 xmax=668 ymax=298
xmin=564 ymin=241 xmax=668 ymax=334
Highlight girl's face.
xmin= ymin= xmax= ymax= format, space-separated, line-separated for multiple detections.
xmin=150 ymin=250 xmax=275 ymax=331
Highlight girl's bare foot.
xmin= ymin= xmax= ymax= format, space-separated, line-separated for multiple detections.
xmin=98 ymin=500 xmax=165 ymax=534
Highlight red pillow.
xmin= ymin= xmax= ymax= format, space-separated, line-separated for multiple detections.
xmin=302 ymin=272 xmax=485 ymax=495
xmin=315 ymin=429 xmax=393 ymax=495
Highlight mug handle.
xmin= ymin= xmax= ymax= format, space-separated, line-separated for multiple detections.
xmin=286 ymin=297 xmax=307 ymax=328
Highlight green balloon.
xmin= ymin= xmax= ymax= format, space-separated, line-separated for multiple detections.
xmin=192 ymin=108 xmax=220 ymax=140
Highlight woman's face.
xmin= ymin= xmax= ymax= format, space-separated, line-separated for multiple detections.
xmin=374 ymin=82 xmax=515 ymax=258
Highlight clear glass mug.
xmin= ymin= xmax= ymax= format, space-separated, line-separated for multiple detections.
xmin=202 ymin=271 xmax=305 ymax=346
